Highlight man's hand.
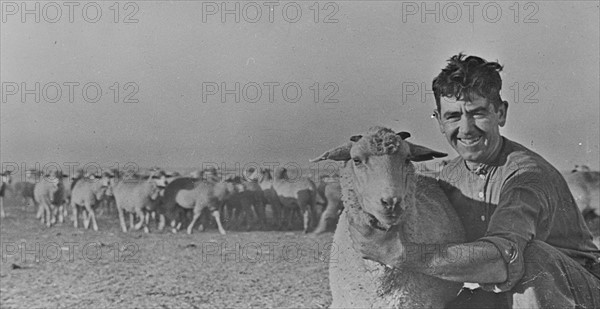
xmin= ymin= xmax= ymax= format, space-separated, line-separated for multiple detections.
xmin=346 ymin=209 xmax=406 ymax=267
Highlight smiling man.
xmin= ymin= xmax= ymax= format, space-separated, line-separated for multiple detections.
xmin=348 ymin=53 xmax=600 ymax=308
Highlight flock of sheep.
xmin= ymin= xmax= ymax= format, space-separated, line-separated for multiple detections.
xmin=0 ymin=164 xmax=344 ymax=236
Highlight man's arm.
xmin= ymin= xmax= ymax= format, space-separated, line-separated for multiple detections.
xmin=349 ymin=176 xmax=547 ymax=291
xmin=348 ymin=222 xmax=508 ymax=283
xmin=399 ymin=240 xmax=507 ymax=283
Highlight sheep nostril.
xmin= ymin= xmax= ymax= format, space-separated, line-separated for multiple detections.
xmin=380 ymin=198 xmax=393 ymax=208
xmin=380 ymin=197 xmax=402 ymax=210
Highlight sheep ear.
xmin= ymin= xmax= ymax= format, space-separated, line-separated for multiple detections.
xmin=406 ymin=142 xmax=447 ymax=162
xmin=350 ymin=135 xmax=363 ymax=142
xmin=310 ymin=142 xmax=352 ymax=162
xmin=396 ymin=131 xmax=411 ymax=140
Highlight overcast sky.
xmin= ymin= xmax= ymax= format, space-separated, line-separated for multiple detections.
xmin=1 ymin=1 xmax=598 ymax=175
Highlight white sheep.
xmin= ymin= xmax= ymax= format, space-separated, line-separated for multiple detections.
xmin=33 ymin=170 xmax=66 ymax=227
xmin=70 ymin=173 xmax=113 ymax=231
xmin=311 ymin=126 xmax=465 ymax=308
xmin=111 ymin=178 xmax=161 ymax=233
xmin=251 ymin=167 xmax=321 ymax=233
xmin=158 ymin=177 xmax=227 ymax=235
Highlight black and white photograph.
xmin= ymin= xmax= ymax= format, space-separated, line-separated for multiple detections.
xmin=1 ymin=1 xmax=599 ymax=308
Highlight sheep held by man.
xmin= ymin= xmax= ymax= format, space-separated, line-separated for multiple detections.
xmin=311 ymin=126 xmax=465 ymax=308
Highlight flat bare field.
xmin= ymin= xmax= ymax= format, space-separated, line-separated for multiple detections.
xmin=0 ymin=196 xmax=334 ymax=309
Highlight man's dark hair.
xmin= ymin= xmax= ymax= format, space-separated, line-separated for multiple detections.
xmin=433 ymin=53 xmax=504 ymax=112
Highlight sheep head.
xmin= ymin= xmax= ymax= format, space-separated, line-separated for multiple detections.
xmin=311 ymin=126 xmax=447 ymax=229
xmin=148 ymin=181 xmax=161 ymax=201
xmin=98 ymin=174 xmax=113 ymax=199
xmin=1 ymin=173 xmax=11 ymax=185
xmin=274 ymin=167 xmax=294 ymax=180
xmin=247 ymin=167 xmax=273 ymax=183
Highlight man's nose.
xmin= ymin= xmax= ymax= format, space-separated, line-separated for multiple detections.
xmin=458 ymin=115 xmax=475 ymax=133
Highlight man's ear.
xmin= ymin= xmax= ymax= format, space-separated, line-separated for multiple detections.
xmin=497 ymin=100 xmax=508 ymax=127
xmin=433 ymin=109 xmax=445 ymax=134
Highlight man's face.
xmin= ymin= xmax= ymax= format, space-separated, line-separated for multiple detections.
xmin=435 ymin=94 xmax=507 ymax=164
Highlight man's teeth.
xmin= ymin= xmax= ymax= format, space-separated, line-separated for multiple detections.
xmin=459 ymin=137 xmax=481 ymax=145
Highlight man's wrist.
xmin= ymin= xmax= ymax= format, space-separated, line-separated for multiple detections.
xmin=390 ymin=242 xmax=439 ymax=270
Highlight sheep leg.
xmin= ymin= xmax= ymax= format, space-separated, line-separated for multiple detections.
xmin=144 ymin=212 xmax=150 ymax=233
xmin=86 ymin=203 xmax=98 ymax=231
xmin=43 ymin=203 xmax=52 ymax=227
xmin=142 ymin=212 xmax=150 ymax=233
xmin=187 ymin=211 xmax=200 ymax=235
xmin=272 ymin=201 xmax=282 ymax=230
xmin=38 ymin=204 xmax=45 ymax=224
xmin=234 ymin=207 xmax=243 ymax=231
xmin=134 ymin=209 xmax=145 ymax=231
xmin=96 ymin=200 xmax=104 ymax=217
xmin=286 ymin=208 xmax=295 ymax=231
xmin=117 ymin=207 xmax=127 ymax=232
xmin=232 ymin=204 xmax=241 ymax=230
xmin=72 ymin=203 xmax=78 ymax=228
xmin=298 ymin=195 xmax=313 ymax=233
xmin=90 ymin=209 xmax=99 ymax=231
xmin=83 ymin=210 xmax=90 ymax=229
xmin=210 ymin=210 xmax=226 ymax=235
xmin=229 ymin=206 xmax=237 ymax=230
xmin=49 ymin=205 xmax=57 ymax=226
xmin=129 ymin=213 xmax=134 ymax=230
xmin=38 ymin=204 xmax=44 ymax=224
xmin=158 ymin=214 xmax=166 ymax=231
xmin=254 ymin=201 xmax=267 ymax=231
xmin=52 ymin=203 xmax=60 ymax=224
xmin=62 ymin=202 xmax=69 ymax=222
xmin=170 ymin=219 xmax=178 ymax=234
xmin=279 ymin=207 xmax=288 ymax=230
xmin=225 ymin=204 xmax=234 ymax=229
xmin=242 ymin=206 xmax=251 ymax=231
xmin=302 ymin=209 xmax=311 ymax=233
xmin=57 ymin=204 xmax=64 ymax=223
xmin=235 ymin=206 xmax=244 ymax=231
xmin=36 ymin=202 xmax=44 ymax=219
xmin=215 ymin=201 xmax=224 ymax=228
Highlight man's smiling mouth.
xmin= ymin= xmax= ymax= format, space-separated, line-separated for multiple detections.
xmin=458 ymin=136 xmax=483 ymax=146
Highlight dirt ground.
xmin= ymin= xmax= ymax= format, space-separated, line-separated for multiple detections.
xmin=0 ymin=196 xmax=334 ymax=309
xmin=2 ymin=193 xmax=598 ymax=309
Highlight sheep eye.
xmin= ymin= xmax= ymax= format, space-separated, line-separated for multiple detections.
xmin=352 ymin=158 xmax=362 ymax=165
